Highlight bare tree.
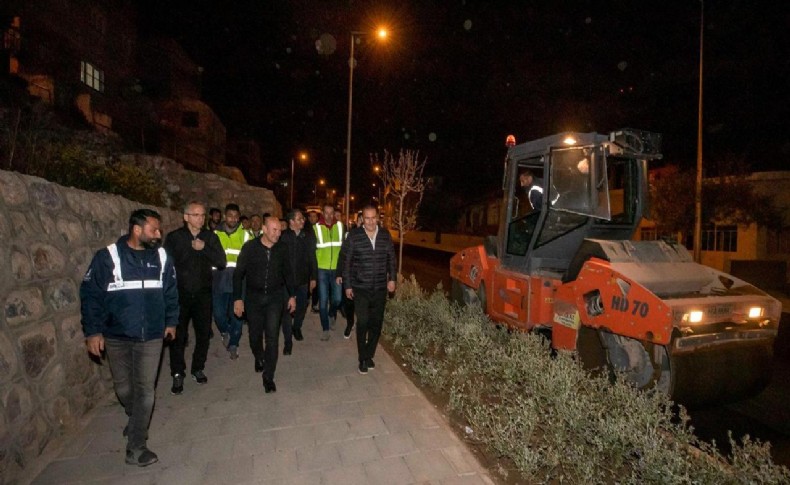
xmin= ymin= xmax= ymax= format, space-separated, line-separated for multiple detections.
xmin=372 ymin=149 xmax=426 ymax=277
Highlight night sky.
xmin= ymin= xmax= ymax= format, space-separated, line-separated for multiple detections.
xmin=136 ymin=1 xmax=789 ymax=201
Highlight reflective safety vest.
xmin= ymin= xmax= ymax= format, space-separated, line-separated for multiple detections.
xmin=106 ymin=243 xmax=167 ymax=292
xmin=314 ymin=221 xmax=343 ymax=270
xmin=215 ymin=226 xmax=251 ymax=268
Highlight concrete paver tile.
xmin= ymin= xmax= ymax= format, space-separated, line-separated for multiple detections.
xmin=347 ymin=414 xmax=389 ymax=439
xmin=201 ymin=454 xmax=255 ymax=484
xmin=338 ymin=436 xmax=382 ymax=465
xmin=272 ymin=425 xmax=317 ymax=450
xmin=261 ymin=471 xmax=322 ymax=484
xmin=404 ymin=449 xmax=459 ymax=481
xmin=188 ymin=434 xmax=237 ymax=462
xmin=295 ymin=442 xmax=342 ymax=472
xmin=312 ymin=419 xmax=352 ymax=444
xmin=252 ymin=448 xmax=298 ymax=480
xmin=363 ymin=455 xmax=415 ymax=485
xmin=410 ymin=427 xmax=463 ymax=451
xmin=296 ymin=401 xmax=362 ymax=426
xmin=321 ymin=463 xmax=369 ymax=485
xmin=80 ymin=430 xmax=125 ymax=455
xmin=373 ymin=431 xmax=418 ymax=457
xmin=32 ymin=454 xmax=142 ymax=485
xmin=381 ymin=411 xmax=441 ymax=433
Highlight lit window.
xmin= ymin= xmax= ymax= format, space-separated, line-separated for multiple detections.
xmin=80 ymin=61 xmax=104 ymax=92
xmin=701 ymin=224 xmax=737 ymax=252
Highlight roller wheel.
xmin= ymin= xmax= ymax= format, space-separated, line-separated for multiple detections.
xmin=598 ymin=331 xmax=671 ymax=395
xmin=451 ymin=278 xmax=486 ymax=314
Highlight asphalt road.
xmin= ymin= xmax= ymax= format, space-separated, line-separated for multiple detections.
xmin=400 ymin=244 xmax=790 ymax=466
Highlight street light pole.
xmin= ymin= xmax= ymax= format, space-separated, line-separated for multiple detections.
xmin=693 ymin=0 xmax=704 ymax=263
xmin=290 ymin=156 xmax=296 ymax=209
xmin=345 ymin=27 xmax=388 ymax=226
xmin=344 ymin=32 xmax=359 ymax=227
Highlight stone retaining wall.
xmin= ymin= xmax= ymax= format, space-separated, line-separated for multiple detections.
xmin=0 ymin=170 xmax=182 ymax=484
xmin=121 ymin=154 xmax=282 ymax=217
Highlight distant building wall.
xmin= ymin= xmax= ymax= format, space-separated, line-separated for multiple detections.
xmin=0 ymin=169 xmax=180 ymax=484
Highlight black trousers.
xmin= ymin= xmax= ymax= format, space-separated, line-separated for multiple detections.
xmin=169 ymin=288 xmax=212 ymax=376
xmin=247 ymin=292 xmax=284 ymax=381
xmin=281 ymin=284 xmax=309 ymax=345
xmin=354 ymin=287 xmax=387 ymax=362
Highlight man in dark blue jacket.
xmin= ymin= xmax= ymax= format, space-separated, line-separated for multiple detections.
xmin=337 ymin=205 xmax=396 ymax=374
xmin=80 ymin=209 xmax=178 ymax=467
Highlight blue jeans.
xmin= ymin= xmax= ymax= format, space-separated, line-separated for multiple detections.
xmin=213 ymin=291 xmax=243 ymax=348
xmin=317 ymin=269 xmax=342 ymax=331
xmin=104 ymin=338 xmax=162 ymax=450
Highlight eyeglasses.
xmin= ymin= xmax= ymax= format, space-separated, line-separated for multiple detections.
xmin=186 ymin=213 xmax=206 ymax=217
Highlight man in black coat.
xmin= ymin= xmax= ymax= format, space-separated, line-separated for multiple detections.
xmin=163 ymin=201 xmax=226 ymax=394
xmin=279 ymin=208 xmax=318 ymax=351
xmin=337 ymin=205 xmax=397 ymax=374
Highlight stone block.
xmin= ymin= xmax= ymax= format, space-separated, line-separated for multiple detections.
xmin=40 ymin=363 xmax=64 ymax=399
xmin=59 ymin=315 xmax=84 ymax=344
xmin=37 ymin=211 xmax=58 ymax=240
xmin=10 ymin=248 xmax=32 ymax=281
xmin=56 ymin=217 xmax=85 ymax=245
xmin=45 ymin=278 xmax=78 ymax=312
xmin=5 ymin=287 xmax=46 ymax=327
xmin=48 ymin=395 xmax=74 ymax=429
xmin=0 ymin=332 xmax=18 ymax=383
xmin=9 ymin=211 xmax=40 ymax=239
xmin=0 ymin=211 xmax=10 ymax=240
xmin=0 ymin=170 xmax=29 ymax=206
xmin=29 ymin=181 xmax=63 ymax=211
xmin=30 ymin=243 xmax=66 ymax=276
xmin=20 ymin=322 xmax=57 ymax=379
xmin=3 ymin=384 xmax=32 ymax=424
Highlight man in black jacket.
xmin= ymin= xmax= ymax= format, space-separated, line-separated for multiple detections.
xmin=80 ymin=209 xmax=178 ymax=466
xmin=338 ymin=205 xmax=397 ymax=374
xmin=279 ymin=208 xmax=317 ymax=351
xmin=233 ymin=216 xmax=296 ymax=393
xmin=163 ymin=201 xmax=226 ymax=394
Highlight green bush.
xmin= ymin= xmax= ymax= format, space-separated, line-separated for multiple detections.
xmin=384 ymin=277 xmax=790 ymax=483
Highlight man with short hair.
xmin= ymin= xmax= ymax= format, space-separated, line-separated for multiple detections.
xmin=519 ymin=169 xmax=544 ymax=212
xmin=248 ymin=214 xmax=263 ymax=238
xmin=338 ymin=205 xmax=396 ymax=374
xmin=313 ymin=204 xmax=344 ymax=341
xmin=80 ymin=209 xmax=178 ymax=466
xmin=234 ymin=217 xmax=296 ymax=393
xmin=164 ymin=201 xmax=226 ymax=394
xmin=208 ymin=207 xmax=222 ymax=230
xmin=213 ymin=203 xmax=251 ymax=359
xmin=279 ymin=209 xmax=318 ymax=349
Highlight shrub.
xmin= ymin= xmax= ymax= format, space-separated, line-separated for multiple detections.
xmin=384 ymin=277 xmax=790 ymax=483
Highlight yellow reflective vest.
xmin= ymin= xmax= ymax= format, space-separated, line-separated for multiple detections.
xmin=215 ymin=225 xmax=251 ymax=268
xmin=313 ymin=221 xmax=343 ymax=270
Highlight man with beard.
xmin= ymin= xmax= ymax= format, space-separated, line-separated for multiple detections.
xmin=213 ymin=203 xmax=251 ymax=359
xmin=164 ymin=201 xmax=226 ymax=394
xmin=313 ymin=204 xmax=344 ymax=341
xmin=207 ymin=207 xmax=222 ymax=230
xmin=279 ymin=209 xmax=317 ymax=349
xmin=233 ymin=217 xmax=295 ymax=392
xmin=80 ymin=209 xmax=178 ymax=466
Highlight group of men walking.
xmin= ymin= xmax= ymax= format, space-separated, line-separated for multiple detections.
xmin=79 ymin=201 xmax=396 ymax=466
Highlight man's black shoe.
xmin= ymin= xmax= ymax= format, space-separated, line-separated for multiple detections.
xmin=191 ymin=370 xmax=208 ymax=384
xmin=171 ymin=374 xmax=184 ymax=395
xmin=283 ymin=344 xmax=292 ymax=356
xmin=358 ymin=361 xmax=368 ymax=374
xmin=125 ymin=447 xmax=158 ymax=467
xmin=343 ymin=323 xmax=353 ymax=339
xmin=366 ymin=358 xmax=376 ymax=370
xmin=263 ymin=377 xmax=277 ymax=393
xmin=254 ymin=359 xmax=264 ymax=373
xmin=293 ymin=328 xmax=304 ymax=341
xmin=311 ymin=305 xmax=319 ymax=313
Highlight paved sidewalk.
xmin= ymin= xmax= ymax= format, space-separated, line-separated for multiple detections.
xmin=29 ymin=311 xmax=493 ymax=484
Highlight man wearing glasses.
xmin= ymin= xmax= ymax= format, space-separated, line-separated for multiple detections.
xmin=163 ymin=201 xmax=226 ymax=394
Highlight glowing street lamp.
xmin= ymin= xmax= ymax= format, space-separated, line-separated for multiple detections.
xmin=290 ymin=151 xmax=308 ymax=209
xmin=345 ymin=26 xmax=389 ymax=226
